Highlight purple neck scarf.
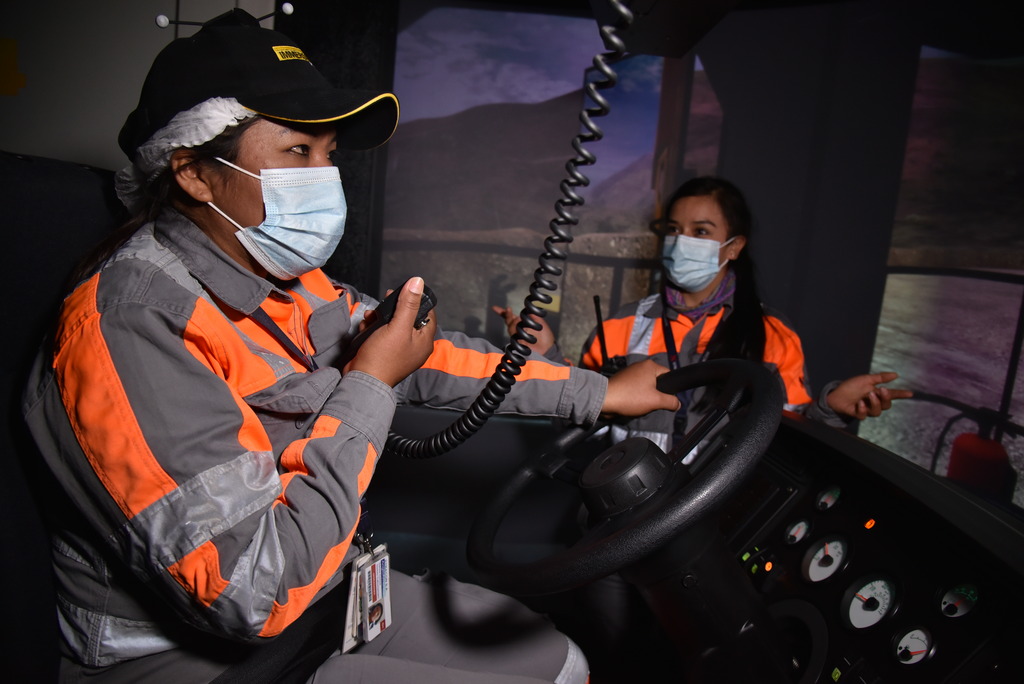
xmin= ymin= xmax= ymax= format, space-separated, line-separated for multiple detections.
xmin=664 ymin=270 xmax=736 ymax=321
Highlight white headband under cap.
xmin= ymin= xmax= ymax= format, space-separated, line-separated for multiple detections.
xmin=114 ymin=97 xmax=256 ymax=212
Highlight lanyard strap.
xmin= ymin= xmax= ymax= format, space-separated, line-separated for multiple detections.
xmin=250 ymin=307 xmax=319 ymax=372
xmin=660 ymin=294 xmax=681 ymax=371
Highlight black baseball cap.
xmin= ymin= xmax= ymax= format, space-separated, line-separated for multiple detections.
xmin=118 ymin=9 xmax=399 ymax=158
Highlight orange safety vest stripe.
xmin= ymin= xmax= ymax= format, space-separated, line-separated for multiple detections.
xmin=54 ymin=276 xmax=179 ymax=518
xmin=424 ymin=338 xmax=572 ymax=382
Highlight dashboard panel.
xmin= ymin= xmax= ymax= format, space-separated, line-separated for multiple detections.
xmin=721 ymin=413 xmax=1024 ymax=684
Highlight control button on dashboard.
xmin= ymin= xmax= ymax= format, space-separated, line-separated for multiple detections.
xmin=842 ymin=575 xmax=897 ymax=629
xmin=801 ymin=535 xmax=847 ymax=582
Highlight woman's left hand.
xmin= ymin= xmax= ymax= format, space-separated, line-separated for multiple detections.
xmin=826 ymin=371 xmax=913 ymax=420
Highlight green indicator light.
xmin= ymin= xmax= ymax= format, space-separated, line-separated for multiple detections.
xmin=831 ymin=667 xmax=842 ymax=682
xmin=741 ymin=552 xmax=751 ymax=562
xmin=750 ymin=564 xmax=759 ymax=574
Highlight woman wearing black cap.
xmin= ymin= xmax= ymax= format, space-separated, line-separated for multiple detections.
xmin=23 ymin=9 xmax=678 ymax=684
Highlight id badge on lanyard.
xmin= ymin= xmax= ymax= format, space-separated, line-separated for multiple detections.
xmin=342 ymin=541 xmax=393 ymax=652
xmin=342 ymin=501 xmax=393 ymax=652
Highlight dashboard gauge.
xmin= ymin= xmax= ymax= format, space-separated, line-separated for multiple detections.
xmin=895 ymin=627 xmax=932 ymax=664
xmin=815 ymin=486 xmax=842 ymax=511
xmin=940 ymin=583 xmax=978 ymax=617
xmin=843 ymin=575 xmax=897 ymax=629
xmin=784 ymin=519 xmax=810 ymax=545
xmin=801 ymin=535 xmax=848 ymax=582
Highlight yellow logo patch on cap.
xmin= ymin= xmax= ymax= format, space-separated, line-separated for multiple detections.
xmin=273 ymin=46 xmax=309 ymax=62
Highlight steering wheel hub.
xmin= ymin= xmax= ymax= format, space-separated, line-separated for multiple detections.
xmin=580 ymin=437 xmax=673 ymax=517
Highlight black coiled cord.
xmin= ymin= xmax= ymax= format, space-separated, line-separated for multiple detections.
xmin=385 ymin=1 xmax=634 ymax=459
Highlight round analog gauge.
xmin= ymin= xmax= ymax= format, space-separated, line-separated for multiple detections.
xmin=843 ymin=575 xmax=897 ymax=629
xmin=815 ymin=486 xmax=842 ymax=511
xmin=801 ymin=535 xmax=848 ymax=582
xmin=940 ymin=583 xmax=978 ymax=618
xmin=784 ymin=519 xmax=810 ymax=545
xmin=895 ymin=627 xmax=932 ymax=665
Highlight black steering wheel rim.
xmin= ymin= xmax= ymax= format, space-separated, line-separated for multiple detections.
xmin=467 ymin=358 xmax=783 ymax=596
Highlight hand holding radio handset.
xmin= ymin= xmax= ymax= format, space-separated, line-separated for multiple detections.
xmin=343 ymin=277 xmax=438 ymax=387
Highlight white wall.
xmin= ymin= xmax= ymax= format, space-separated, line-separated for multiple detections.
xmin=0 ymin=0 xmax=274 ymax=172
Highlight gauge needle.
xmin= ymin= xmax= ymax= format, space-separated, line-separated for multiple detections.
xmin=855 ymin=593 xmax=880 ymax=610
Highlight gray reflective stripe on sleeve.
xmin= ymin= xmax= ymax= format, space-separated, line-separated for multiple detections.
xmin=125 ymin=451 xmax=285 ymax=633
xmin=217 ymin=512 xmax=285 ymax=632
xmin=555 ymin=636 xmax=590 ymax=684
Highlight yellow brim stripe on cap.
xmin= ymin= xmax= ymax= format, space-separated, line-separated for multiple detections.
xmin=244 ymin=93 xmax=400 ymax=147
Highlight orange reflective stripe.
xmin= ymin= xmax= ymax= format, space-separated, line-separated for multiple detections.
xmin=228 ymin=301 xmax=311 ymax=375
xmin=582 ymin=316 xmax=635 ymax=368
xmin=356 ymin=440 xmax=377 ymax=496
xmin=269 ymin=434 xmax=377 ymax=635
xmin=276 ymin=415 xmax=347 ymax=497
xmin=694 ymin=310 xmax=724 ymax=354
xmin=424 ymin=339 xmax=571 ymax=381
xmin=167 ymin=540 xmax=230 ymax=608
xmin=184 ymin=300 xmax=274 ymax=452
xmin=764 ymin=315 xmax=812 ymax=405
xmin=55 ymin=278 xmax=178 ymax=518
xmin=297 ymin=269 xmax=345 ymax=302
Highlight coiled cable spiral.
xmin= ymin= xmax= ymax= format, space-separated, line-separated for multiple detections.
xmin=385 ymin=1 xmax=634 ymax=459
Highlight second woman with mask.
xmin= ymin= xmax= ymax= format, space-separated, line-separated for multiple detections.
xmin=496 ymin=175 xmax=911 ymax=455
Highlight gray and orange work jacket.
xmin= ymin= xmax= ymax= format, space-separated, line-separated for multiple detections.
xmin=23 ymin=208 xmax=607 ymax=670
xmin=577 ymin=292 xmax=843 ymax=452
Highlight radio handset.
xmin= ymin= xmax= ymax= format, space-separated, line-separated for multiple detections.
xmin=593 ymin=295 xmax=627 ymax=377
xmin=340 ymin=280 xmax=437 ymax=368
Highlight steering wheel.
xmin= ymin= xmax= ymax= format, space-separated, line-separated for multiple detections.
xmin=467 ymin=358 xmax=783 ymax=596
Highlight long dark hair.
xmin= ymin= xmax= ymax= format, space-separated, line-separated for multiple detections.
xmin=67 ymin=117 xmax=258 ymax=288
xmin=663 ymin=176 xmax=767 ymax=363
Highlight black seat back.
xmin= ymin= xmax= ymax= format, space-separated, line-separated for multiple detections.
xmin=0 ymin=151 xmax=124 ymax=679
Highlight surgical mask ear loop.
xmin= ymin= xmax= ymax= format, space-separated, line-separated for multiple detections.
xmin=206 ymin=201 xmax=246 ymax=231
xmin=215 ymin=156 xmax=262 ymax=180
xmin=205 ymin=157 xmax=261 ymax=230
xmin=719 ymin=236 xmax=737 ymax=260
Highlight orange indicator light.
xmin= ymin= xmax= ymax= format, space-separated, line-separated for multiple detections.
xmin=764 ymin=561 xmax=774 ymax=572
xmin=864 ymin=519 xmax=876 ymax=530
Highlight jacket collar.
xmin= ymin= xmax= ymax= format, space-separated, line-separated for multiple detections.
xmin=153 ymin=207 xmax=279 ymax=314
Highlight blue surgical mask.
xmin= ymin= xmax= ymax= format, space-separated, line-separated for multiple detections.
xmin=662 ymin=234 xmax=736 ymax=292
xmin=207 ymin=158 xmax=347 ymax=280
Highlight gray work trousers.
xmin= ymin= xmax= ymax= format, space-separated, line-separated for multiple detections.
xmin=60 ymin=570 xmax=588 ymax=683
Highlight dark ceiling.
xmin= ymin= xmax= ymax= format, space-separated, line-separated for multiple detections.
xmin=398 ymin=1 xmax=1023 ymax=59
